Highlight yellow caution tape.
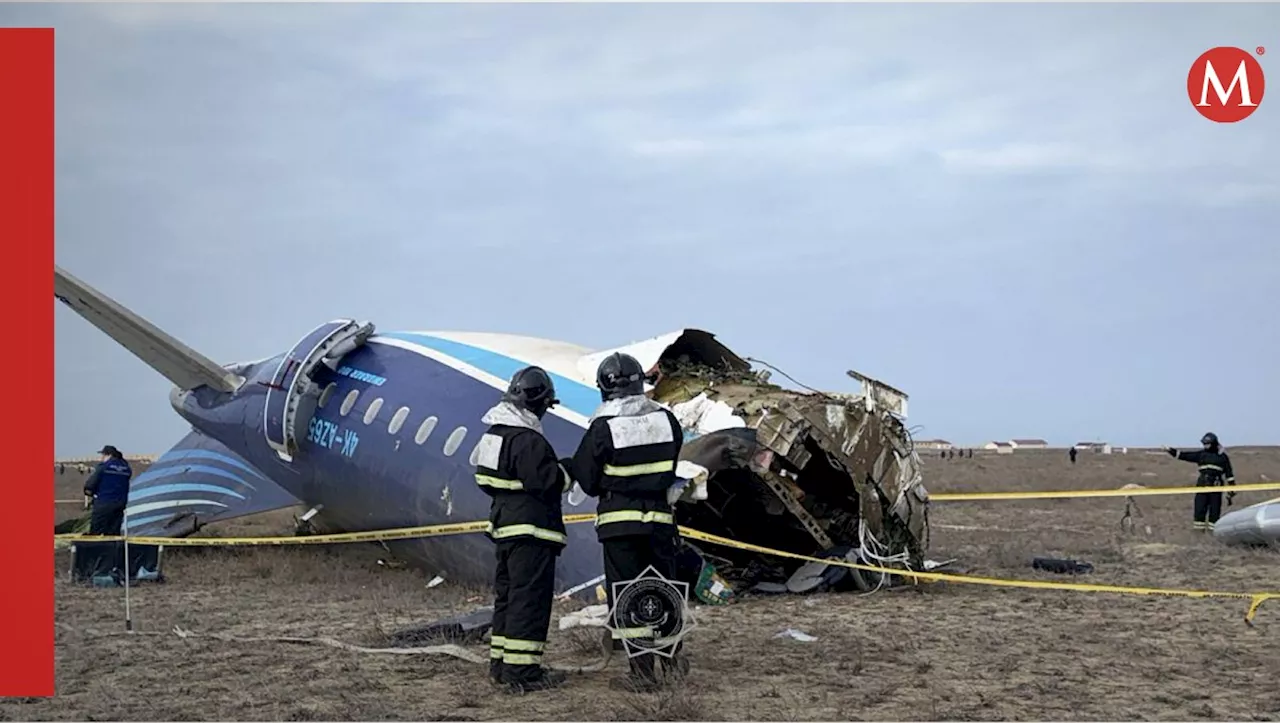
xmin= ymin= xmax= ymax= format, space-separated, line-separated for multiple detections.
xmin=52 ymin=514 xmax=599 ymax=547
xmin=674 ymin=526 xmax=1278 ymax=626
xmin=54 ymin=511 xmax=1277 ymax=624
xmin=929 ymin=481 xmax=1280 ymax=502
xmin=53 ymin=481 xmax=1280 ymax=546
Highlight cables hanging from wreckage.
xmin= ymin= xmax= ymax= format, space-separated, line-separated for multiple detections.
xmin=731 ymin=354 xmax=930 ymax=596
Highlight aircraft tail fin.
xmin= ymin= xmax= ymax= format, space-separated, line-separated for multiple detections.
xmin=54 ymin=264 xmax=241 ymax=393
xmin=124 ymin=427 xmax=303 ymax=537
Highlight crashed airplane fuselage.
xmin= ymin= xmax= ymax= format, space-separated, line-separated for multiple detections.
xmin=55 ymin=265 xmax=930 ymax=599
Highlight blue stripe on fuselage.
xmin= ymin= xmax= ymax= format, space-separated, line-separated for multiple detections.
xmin=127 ymin=513 xmax=178 ymax=530
xmin=381 ymin=332 xmax=601 ymax=422
xmin=150 ymin=449 xmax=268 ymax=485
xmin=131 ymin=464 xmax=257 ymax=491
xmin=128 ymin=483 xmax=247 ymax=502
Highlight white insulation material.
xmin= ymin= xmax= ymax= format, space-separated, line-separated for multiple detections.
xmin=672 ymin=392 xmax=747 ymax=436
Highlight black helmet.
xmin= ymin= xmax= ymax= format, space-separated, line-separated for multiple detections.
xmin=502 ymin=366 xmax=558 ymax=418
xmin=1201 ymin=432 xmax=1219 ymax=449
xmin=595 ymin=352 xmax=646 ymax=401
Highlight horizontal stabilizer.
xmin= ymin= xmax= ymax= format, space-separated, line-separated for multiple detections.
xmin=124 ymin=428 xmax=302 ymax=537
xmin=54 ymin=264 xmax=241 ymax=393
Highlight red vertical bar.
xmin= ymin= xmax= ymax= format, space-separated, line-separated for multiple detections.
xmin=0 ymin=27 xmax=55 ymax=698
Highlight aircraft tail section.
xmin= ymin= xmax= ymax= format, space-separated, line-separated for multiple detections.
xmin=54 ymin=264 xmax=241 ymax=393
xmin=124 ymin=427 xmax=302 ymax=537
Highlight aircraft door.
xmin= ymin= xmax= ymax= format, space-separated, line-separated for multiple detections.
xmin=263 ymin=319 xmax=375 ymax=462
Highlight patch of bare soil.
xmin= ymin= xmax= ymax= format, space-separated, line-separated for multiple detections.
xmin=11 ymin=448 xmax=1279 ymax=721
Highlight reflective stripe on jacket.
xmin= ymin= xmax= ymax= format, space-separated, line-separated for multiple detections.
xmin=474 ymin=402 xmax=571 ymax=547
xmin=569 ymin=395 xmax=683 ymax=540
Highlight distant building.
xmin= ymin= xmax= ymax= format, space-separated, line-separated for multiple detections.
xmin=914 ymin=439 xmax=954 ymax=451
xmin=55 ymin=454 xmax=158 ymax=465
xmin=1009 ymin=439 xmax=1049 ymax=450
xmin=1073 ymin=441 xmax=1112 ymax=455
xmin=984 ymin=441 xmax=1015 ymax=454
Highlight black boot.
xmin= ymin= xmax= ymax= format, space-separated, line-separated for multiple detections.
xmin=660 ymin=653 xmax=689 ymax=681
xmin=610 ymin=656 xmax=663 ymax=693
xmin=489 ymin=660 xmax=505 ymax=685
xmin=505 ymin=668 xmax=567 ymax=694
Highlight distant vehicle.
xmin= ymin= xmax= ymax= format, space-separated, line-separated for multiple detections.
xmin=54 ymin=265 xmax=930 ymax=598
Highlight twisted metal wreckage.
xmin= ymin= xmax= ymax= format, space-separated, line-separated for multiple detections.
xmin=641 ymin=347 xmax=931 ymax=604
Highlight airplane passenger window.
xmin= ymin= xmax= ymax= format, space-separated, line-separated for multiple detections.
xmin=389 ymin=406 xmax=410 ymax=435
xmin=415 ymin=416 xmax=438 ymax=445
xmin=318 ymin=383 xmax=337 ymax=409
xmin=443 ymin=426 xmax=468 ymax=457
xmin=340 ymin=389 xmax=360 ymax=416
xmin=363 ymin=398 xmax=384 ymax=425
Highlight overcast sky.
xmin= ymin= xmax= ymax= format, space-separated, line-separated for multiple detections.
xmin=14 ymin=2 xmax=1277 ymax=456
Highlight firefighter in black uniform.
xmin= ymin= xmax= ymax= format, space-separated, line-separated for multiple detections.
xmin=1165 ymin=432 xmax=1236 ymax=532
xmin=567 ymin=352 xmax=690 ymax=692
xmin=475 ymin=366 xmax=573 ymax=693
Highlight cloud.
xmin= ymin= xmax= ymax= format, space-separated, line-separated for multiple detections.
xmin=10 ymin=1 xmax=1277 ymax=454
xmin=937 ymin=143 xmax=1128 ymax=173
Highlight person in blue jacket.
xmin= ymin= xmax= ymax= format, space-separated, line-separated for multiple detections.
xmin=83 ymin=445 xmax=132 ymax=536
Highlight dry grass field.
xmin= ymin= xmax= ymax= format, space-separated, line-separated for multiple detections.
xmin=8 ymin=447 xmax=1280 ymax=721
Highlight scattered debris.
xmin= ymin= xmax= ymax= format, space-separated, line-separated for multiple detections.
xmin=775 ymin=628 xmax=817 ymax=642
xmin=557 ymin=574 xmax=606 ymax=602
xmin=1031 ymin=557 xmax=1095 ymax=575
xmin=1214 ymin=497 xmax=1280 ymax=547
xmin=426 ymin=575 xmax=444 ymax=588
xmin=676 ymin=544 xmax=735 ymax=604
xmin=783 ymin=546 xmax=874 ymax=594
xmin=387 ymin=607 xmax=493 ymax=646
xmin=558 ymin=604 xmax=610 ymax=631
